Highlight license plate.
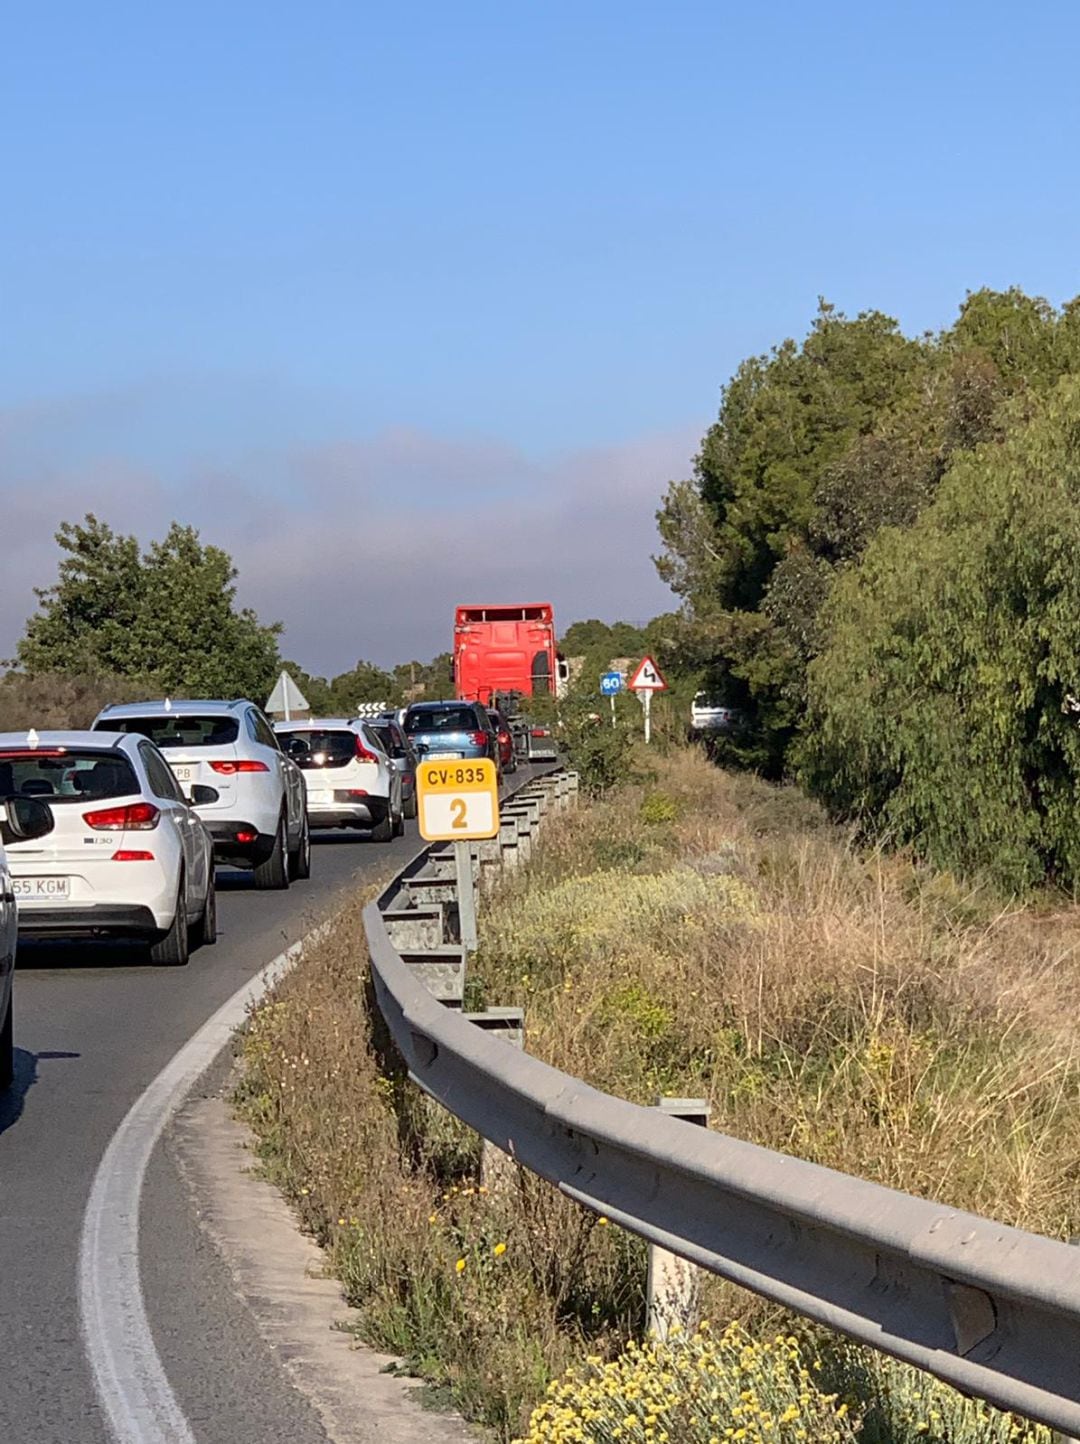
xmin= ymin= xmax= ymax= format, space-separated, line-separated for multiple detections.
xmin=309 ymin=791 xmax=331 ymax=804
xmin=171 ymin=765 xmax=196 ymax=783
xmin=427 ymin=751 xmax=461 ymax=760
xmin=13 ymin=877 xmax=71 ymax=899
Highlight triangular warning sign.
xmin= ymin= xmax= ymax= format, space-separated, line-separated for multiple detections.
xmin=266 ymin=670 xmax=310 ymax=716
xmin=628 ymin=656 xmax=667 ymax=691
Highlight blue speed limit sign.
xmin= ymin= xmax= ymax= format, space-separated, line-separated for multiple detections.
xmin=600 ymin=672 xmax=623 ymax=696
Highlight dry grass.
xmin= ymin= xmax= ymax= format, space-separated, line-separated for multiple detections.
xmin=0 ymin=671 xmax=152 ymax=730
xmin=476 ymin=751 xmax=1080 ymax=1246
xmin=236 ymin=748 xmax=1080 ymax=1440
xmin=234 ymin=890 xmax=644 ymax=1437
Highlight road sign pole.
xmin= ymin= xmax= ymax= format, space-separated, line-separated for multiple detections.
xmin=610 ymin=695 xmax=616 ymax=728
xmin=644 ymin=689 xmax=652 ymax=745
xmin=455 ymin=839 xmax=478 ymax=951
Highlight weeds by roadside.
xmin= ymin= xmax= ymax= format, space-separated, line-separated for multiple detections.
xmin=236 ymin=748 xmax=1080 ymax=1440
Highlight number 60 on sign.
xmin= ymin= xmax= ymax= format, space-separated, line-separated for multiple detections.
xmin=417 ymin=759 xmax=501 ymax=841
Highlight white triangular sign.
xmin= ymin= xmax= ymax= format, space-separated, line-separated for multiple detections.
xmin=266 ymin=670 xmax=310 ymax=716
xmin=629 ymin=656 xmax=667 ymax=692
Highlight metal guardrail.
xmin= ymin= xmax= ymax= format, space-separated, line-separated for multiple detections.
xmin=363 ymin=770 xmax=1080 ymax=1436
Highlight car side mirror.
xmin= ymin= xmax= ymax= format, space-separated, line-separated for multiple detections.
xmin=0 ymin=796 xmax=55 ymax=846
xmin=190 ymin=785 xmax=217 ymax=806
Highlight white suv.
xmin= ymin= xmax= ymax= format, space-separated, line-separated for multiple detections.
xmin=275 ymin=719 xmax=403 ymax=842
xmin=93 ymin=700 xmax=310 ymax=889
xmin=0 ymin=731 xmax=216 ymax=965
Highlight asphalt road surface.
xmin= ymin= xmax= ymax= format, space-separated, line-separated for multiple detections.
xmin=0 ymin=821 xmax=423 ymax=1444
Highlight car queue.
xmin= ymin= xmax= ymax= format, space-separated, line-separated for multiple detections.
xmin=0 ymin=692 xmax=525 ymax=1087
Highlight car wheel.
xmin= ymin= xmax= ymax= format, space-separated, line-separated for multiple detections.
xmin=0 ymin=990 xmax=13 ymax=1091
xmin=192 ymin=870 xmax=217 ymax=949
xmin=150 ymin=875 xmax=191 ymax=967
xmin=289 ymin=810 xmax=311 ymax=880
xmin=404 ymin=790 xmax=417 ymax=820
xmin=253 ymin=816 xmax=290 ymax=890
xmin=371 ymin=806 xmax=393 ymax=843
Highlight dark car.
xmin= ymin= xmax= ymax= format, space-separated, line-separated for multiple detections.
xmin=369 ymin=716 xmax=419 ymax=819
xmin=403 ymin=700 xmax=499 ymax=767
xmin=486 ymin=708 xmax=517 ymax=773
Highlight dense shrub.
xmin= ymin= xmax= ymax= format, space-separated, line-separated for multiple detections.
xmin=801 ymin=377 xmax=1080 ymax=891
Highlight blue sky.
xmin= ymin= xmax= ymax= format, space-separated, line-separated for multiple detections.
xmin=4 ymin=2 xmax=1080 ymax=671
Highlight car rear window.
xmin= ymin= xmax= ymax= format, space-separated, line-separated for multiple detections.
xmin=104 ymin=715 xmax=240 ymax=749
xmin=0 ymin=748 xmax=140 ymax=802
xmin=404 ymin=707 xmax=478 ymax=734
xmin=278 ymin=729 xmax=356 ymax=769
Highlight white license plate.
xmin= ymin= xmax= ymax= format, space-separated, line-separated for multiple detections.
xmin=171 ymin=765 xmax=196 ymax=783
xmin=13 ymin=877 xmax=71 ymax=900
xmin=309 ymin=791 xmax=331 ymax=804
xmin=427 ymin=751 xmax=461 ymax=760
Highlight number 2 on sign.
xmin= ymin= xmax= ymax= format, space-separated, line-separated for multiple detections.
xmin=450 ymin=797 xmax=467 ymax=829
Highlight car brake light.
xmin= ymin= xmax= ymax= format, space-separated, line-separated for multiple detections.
xmin=235 ymin=829 xmax=258 ymax=843
xmin=469 ymin=731 xmax=488 ymax=746
xmin=112 ymin=849 xmax=154 ymax=862
xmin=338 ymin=788 xmax=369 ymax=798
xmin=83 ymin=801 xmax=160 ymax=830
xmin=531 ymin=727 xmax=550 ymax=738
xmin=209 ymin=760 xmax=270 ymax=775
xmin=355 ymin=736 xmax=378 ymax=763
xmin=498 ymin=731 xmax=510 ymax=744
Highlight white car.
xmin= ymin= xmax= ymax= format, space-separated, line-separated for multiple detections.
xmin=0 ymin=731 xmax=216 ymax=967
xmin=0 ymin=794 xmax=56 ymax=1087
xmin=93 ymin=700 xmax=310 ymax=889
xmin=690 ymin=693 xmax=741 ymax=733
xmin=275 ymin=718 xmax=403 ymax=841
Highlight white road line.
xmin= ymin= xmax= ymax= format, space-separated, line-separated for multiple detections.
xmin=78 ymin=922 xmax=331 ymax=1444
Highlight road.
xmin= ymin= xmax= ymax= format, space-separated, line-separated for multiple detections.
xmin=0 ymin=823 xmax=423 ymax=1444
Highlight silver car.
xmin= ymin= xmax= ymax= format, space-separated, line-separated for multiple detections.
xmin=0 ymin=796 xmax=55 ymax=1089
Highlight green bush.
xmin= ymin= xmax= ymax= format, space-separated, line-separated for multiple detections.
xmin=800 ymin=377 xmax=1080 ymax=892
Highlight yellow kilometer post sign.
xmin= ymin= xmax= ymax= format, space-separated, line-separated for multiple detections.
xmin=416 ymin=758 xmax=500 ymax=841
xmin=416 ymin=758 xmax=500 ymax=952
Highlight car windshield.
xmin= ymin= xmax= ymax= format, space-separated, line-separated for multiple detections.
xmin=278 ymin=729 xmax=356 ymax=769
xmin=0 ymin=748 xmax=140 ymax=802
xmin=104 ymin=715 xmax=240 ymax=749
xmin=405 ymin=707 xmax=477 ymax=734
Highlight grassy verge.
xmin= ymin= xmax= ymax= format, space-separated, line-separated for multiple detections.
xmin=236 ymin=749 xmax=1077 ymax=1440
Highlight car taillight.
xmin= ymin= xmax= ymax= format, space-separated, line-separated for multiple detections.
xmin=84 ymin=802 xmax=160 ymax=831
xmin=209 ymin=760 xmax=269 ymax=775
xmin=498 ymin=731 xmax=510 ymax=745
xmin=469 ymin=731 xmax=488 ymax=746
xmin=235 ymin=829 xmax=258 ymax=843
xmin=112 ymin=849 xmax=154 ymax=862
xmin=355 ymin=737 xmax=378 ymax=763
xmin=531 ymin=727 xmax=550 ymax=738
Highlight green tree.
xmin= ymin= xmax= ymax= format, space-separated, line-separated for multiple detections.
xmin=18 ymin=515 xmax=282 ymax=700
xmin=800 ymin=376 xmax=1080 ymax=891
xmin=327 ymin=659 xmax=399 ymax=711
xmin=656 ymin=290 xmax=1080 ymax=775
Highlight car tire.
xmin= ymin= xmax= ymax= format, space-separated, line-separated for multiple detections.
xmin=192 ymin=871 xmax=217 ymax=949
xmin=0 ymin=991 xmax=13 ymax=1092
xmin=150 ymin=875 xmax=191 ymax=967
xmin=404 ymin=790 xmax=417 ymax=820
xmin=253 ymin=816 xmax=290 ymax=890
xmin=289 ymin=811 xmax=311 ymax=880
xmin=393 ymin=803 xmax=405 ymax=838
xmin=371 ymin=807 xmax=393 ymax=843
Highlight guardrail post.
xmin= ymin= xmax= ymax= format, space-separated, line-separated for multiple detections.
xmin=646 ymin=1097 xmax=710 ymax=1340
xmin=455 ymin=840 xmax=479 ymax=952
xmin=461 ymin=1007 xmax=525 ymax=1188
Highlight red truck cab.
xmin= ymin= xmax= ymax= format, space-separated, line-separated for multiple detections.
xmin=453 ymin=603 xmax=565 ymax=705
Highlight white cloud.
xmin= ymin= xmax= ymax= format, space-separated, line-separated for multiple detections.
xmin=0 ymin=420 xmax=696 ymax=673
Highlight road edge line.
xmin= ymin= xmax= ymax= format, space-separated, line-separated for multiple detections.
xmin=77 ymin=919 xmax=332 ymax=1444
